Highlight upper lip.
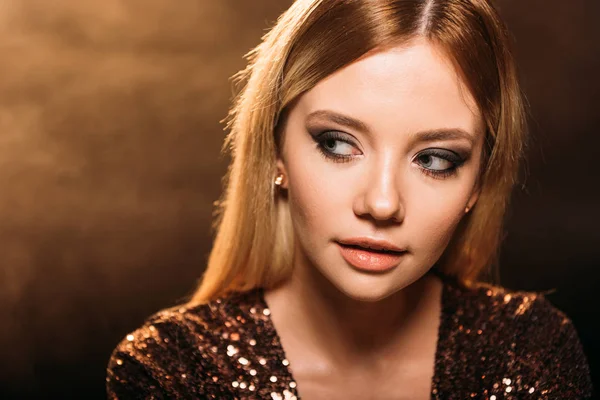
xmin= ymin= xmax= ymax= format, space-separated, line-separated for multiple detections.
xmin=337 ymin=237 xmax=406 ymax=253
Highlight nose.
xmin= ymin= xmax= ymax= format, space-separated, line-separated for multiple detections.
xmin=354 ymin=159 xmax=404 ymax=223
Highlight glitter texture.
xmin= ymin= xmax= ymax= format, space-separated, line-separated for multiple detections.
xmin=107 ymin=274 xmax=593 ymax=399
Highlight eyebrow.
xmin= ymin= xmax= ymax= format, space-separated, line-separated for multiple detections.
xmin=306 ymin=110 xmax=370 ymax=133
xmin=305 ymin=109 xmax=476 ymax=145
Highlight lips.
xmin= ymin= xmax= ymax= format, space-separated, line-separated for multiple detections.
xmin=337 ymin=241 xmax=407 ymax=272
xmin=340 ymin=243 xmax=401 ymax=254
xmin=337 ymin=237 xmax=405 ymax=253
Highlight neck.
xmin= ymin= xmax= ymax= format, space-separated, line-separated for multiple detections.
xmin=264 ymin=249 xmax=444 ymax=371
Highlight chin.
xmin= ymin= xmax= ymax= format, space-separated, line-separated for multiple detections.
xmin=318 ymin=256 xmax=432 ymax=303
xmin=340 ymin=288 xmax=395 ymax=303
xmin=325 ymin=271 xmax=409 ymax=303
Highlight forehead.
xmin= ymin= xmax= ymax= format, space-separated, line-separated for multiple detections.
xmin=294 ymin=39 xmax=483 ymax=137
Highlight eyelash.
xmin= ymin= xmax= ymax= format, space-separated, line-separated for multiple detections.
xmin=314 ymin=131 xmax=465 ymax=180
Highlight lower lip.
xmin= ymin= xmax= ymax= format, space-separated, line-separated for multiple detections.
xmin=337 ymin=243 xmax=406 ymax=272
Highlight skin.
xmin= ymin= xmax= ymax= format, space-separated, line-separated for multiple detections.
xmin=264 ymin=38 xmax=484 ymax=399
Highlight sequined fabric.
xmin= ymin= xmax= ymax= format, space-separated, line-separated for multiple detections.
xmin=106 ymin=275 xmax=594 ymax=399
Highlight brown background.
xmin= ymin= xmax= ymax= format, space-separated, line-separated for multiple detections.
xmin=0 ymin=1 xmax=597 ymax=398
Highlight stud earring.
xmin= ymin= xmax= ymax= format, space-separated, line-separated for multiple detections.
xmin=465 ymin=206 xmax=470 ymax=213
xmin=274 ymin=173 xmax=284 ymax=186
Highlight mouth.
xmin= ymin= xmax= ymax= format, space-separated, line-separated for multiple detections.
xmin=337 ymin=243 xmax=405 ymax=255
xmin=336 ymin=241 xmax=407 ymax=272
xmin=336 ymin=237 xmax=406 ymax=254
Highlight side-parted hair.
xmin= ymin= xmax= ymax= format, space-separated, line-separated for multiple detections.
xmin=191 ymin=0 xmax=527 ymax=304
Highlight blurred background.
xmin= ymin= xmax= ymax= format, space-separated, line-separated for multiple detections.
xmin=0 ymin=0 xmax=597 ymax=398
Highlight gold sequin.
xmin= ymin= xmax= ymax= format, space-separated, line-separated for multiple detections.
xmin=226 ymin=345 xmax=238 ymax=356
xmin=106 ymin=273 xmax=593 ymax=399
xmin=283 ymin=389 xmax=297 ymax=400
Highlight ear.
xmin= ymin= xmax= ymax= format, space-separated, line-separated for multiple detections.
xmin=466 ymin=185 xmax=481 ymax=211
xmin=275 ymin=157 xmax=289 ymax=189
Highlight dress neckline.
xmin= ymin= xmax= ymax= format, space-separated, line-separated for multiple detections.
xmin=255 ymin=272 xmax=451 ymax=399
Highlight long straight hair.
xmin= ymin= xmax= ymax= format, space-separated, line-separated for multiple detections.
xmin=190 ymin=0 xmax=526 ymax=304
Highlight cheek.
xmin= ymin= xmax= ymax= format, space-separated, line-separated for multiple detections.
xmin=407 ymin=185 xmax=469 ymax=257
xmin=286 ymin=155 xmax=331 ymax=239
xmin=288 ymin=174 xmax=320 ymax=228
xmin=284 ymin=150 xmax=354 ymax=247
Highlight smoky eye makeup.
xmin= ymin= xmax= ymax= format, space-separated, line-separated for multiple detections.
xmin=412 ymin=148 xmax=469 ymax=179
xmin=306 ymin=121 xmax=473 ymax=179
xmin=307 ymin=127 xmax=361 ymax=163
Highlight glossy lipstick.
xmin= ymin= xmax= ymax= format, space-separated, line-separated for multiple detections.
xmin=337 ymin=242 xmax=406 ymax=272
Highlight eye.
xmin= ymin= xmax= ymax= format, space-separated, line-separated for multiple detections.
xmin=414 ymin=148 xmax=465 ymax=179
xmin=416 ymin=154 xmax=453 ymax=171
xmin=322 ymin=138 xmax=354 ymax=155
xmin=314 ymin=131 xmax=359 ymax=163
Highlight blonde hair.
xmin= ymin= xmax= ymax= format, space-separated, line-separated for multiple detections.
xmin=191 ymin=0 xmax=527 ymax=304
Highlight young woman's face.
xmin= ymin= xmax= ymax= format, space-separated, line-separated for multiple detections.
xmin=276 ymin=39 xmax=484 ymax=302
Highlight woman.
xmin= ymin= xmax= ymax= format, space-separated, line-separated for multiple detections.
xmin=106 ymin=0 xmax=593 ymax=398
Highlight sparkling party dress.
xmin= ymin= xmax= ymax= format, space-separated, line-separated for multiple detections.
xmin=106 ymin=274 xmax=593 ymax=399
